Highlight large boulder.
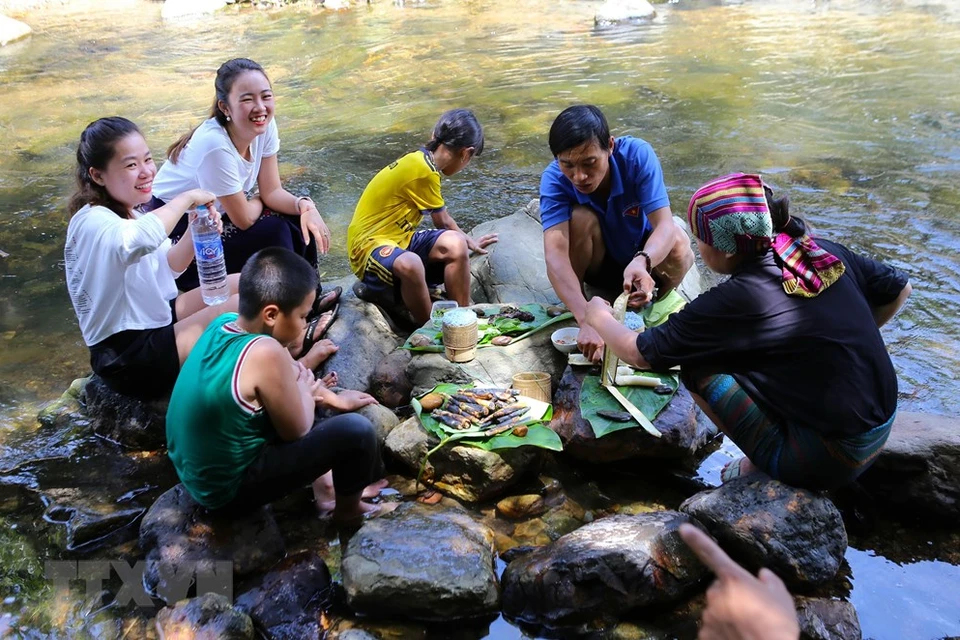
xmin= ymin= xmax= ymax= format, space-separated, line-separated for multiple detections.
xmin=500 ymin=511 xmax=707 ymax=630
xmin=0 ymin=14 xmax=30 ymax=46
xmin=404 ymin=317 xmax=575 ymax=398
xmin=469 ymin=200 xmax=557 ymax=305
xmin=234 ymin=551 xmax=331 ymax=640
xmin=139 ymin=485 xmax=285 ymax=604
xmin=594 ymin=0 xmax=656 ymax=25
xmin=161 ymin=0 xmax=228 ymax=19
xmin=858 ymin=411 xmax=960 ymax=523
xmin=317 ymin=276 xmax=406 ymax=395
xmin=550 ymin=367 xmax=713 ymax=461
xmin=796 ymin=597 xmax=862 ymax=640
xmin=680 ymin=477 xmax=847 ymax=588
xmin=384 ymin=416 xmax=540 ymax=503
xmin=154 ymin=593 xmax=254 ymax=640
xmin=341 ymin=503 xmax=500 ymax=621
xmin=83 ymin=375 xmax=168 ymax=450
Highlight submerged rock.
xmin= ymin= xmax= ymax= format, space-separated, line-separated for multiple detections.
xmin=317 ymin=276 xmax=406 ymax=395
xmin=496 ymin=494 xmax=547 ymax=520
xmin=469 ymin=201 xmax=558 ymax=305
xmin=37 ymin=377 xmax=89 ymax=429
xmin=155 ymin=593 xmax=254 ymax=640
xmin=551 ymin=367 xmax=713 ymax=461
xmin=858 ymin=411 xmax=960 ymax=523
xmin=341 ymin=503 xmax=499 ymax=621
xmin=139 ymin=485 xmax=285 ymax=604
xmin=83 ymin=375 xmax=168 ymax=450
xmin=385 ymin=416 xmax=540 ymax=503
xmin=501 ymin=511 xmax=707 ymax=629
xmin=680 ymin=477 xmax=847 ymax=588
xmin=234 ymin=551 xmax=331 ymax=640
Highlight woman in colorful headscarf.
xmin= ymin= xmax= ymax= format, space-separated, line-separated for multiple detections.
xmin=584 ymin=173 xmax=911 ymax=490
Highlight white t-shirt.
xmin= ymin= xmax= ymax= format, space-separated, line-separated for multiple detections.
xmin=152 ymin=117 xmax=280 ymax=205
xmin=64 ymin=205 xmax=182 ymax=346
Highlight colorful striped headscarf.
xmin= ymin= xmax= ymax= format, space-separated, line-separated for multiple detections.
xmin=687 ymin=173 xmax=845 ymax=297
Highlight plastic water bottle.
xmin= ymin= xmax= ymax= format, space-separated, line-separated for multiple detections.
xmin=190 ymin=204 xmax=229 ymax=306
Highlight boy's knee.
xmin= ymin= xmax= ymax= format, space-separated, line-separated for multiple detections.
xmin=434 ymin=231 xmax=468 ymax=261
xmin=392 ymin=252 xmax=426 ymax=279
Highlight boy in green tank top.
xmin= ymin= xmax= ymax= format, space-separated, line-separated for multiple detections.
xmin=167 ymin=247 xmax=385 ymax=522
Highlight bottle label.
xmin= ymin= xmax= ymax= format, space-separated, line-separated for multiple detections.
xmin=193 ymin=234 xmax=223 ymax=262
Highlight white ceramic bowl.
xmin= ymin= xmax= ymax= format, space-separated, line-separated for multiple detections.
xmin=551 ymin=327 xmax=580 ymax=354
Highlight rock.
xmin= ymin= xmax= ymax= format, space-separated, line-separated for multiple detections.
xmin=161 ymin=0 xmax=229 ymax=19
xmin=342 ymin=502 xmax=499 ymax=621
xmin=496 ymin=494 xmax=546 ymax=520
xmin=594 ymin=0 xmax=655 ymax=25
xmin=796 ymin=597 xmax=862 ymax=640
xmin=679 ymin=477 xmax=847 ymax=588
xmin=234 ymin=551 xmax=331 ymax=640
xmin=139 ymin=485 xmax=285 ymax=604
xmin=83 ymin=375 xmax=168 ymax=450
xmin=385 ymin=416 xmax=540 ymax=502
xmin=0 ymin=475 xmax=39 ymax=514
xmin=368 ymin=349 xmax=413 ymax=408
xmin=858 ymin=411 xmax=960 ymax=523
xmin=0 ymin=14 xmax=30 ymax=46
xmin=66 ymin=506 xmax=144 ymax=550
xmin=551 ymin=367 xmax=713 ymax=461
xmin=405 ymin=317 xmax=575 ymax=398
xmin=155 ymin=593 xmax=255 ymax=640
xmin=317 ymin=276 xmax=405 ymax=395
xmin=501 ymin=511 xmax=708 ymax=629
xmin=37 ymin=377 xmax=89 ymax=429
xmin=469 ymin=200 xmax=558 ymax=305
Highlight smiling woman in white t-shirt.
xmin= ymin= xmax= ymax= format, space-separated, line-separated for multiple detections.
xmin=151 ymin=59 xmax=341 ymax=362
xmin=64 ymin=117 xmax=241 ymax=400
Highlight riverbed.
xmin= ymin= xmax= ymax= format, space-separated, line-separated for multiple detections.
xmin=0 ymin=0 xmax=959 ymax=637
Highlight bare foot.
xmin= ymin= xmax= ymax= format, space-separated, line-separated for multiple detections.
xmin=721 ymin=457 xmax=759 ymax=483
xmin=333 ymin=500 xmax=398 ymax=525
xmin=362 ymin=478 xmax=389 ymax=500
xmin=320 ymin=371 xmax=338 ymax=388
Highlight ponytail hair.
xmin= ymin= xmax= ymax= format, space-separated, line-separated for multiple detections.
xmin=424 ymin=108 xmax=484 ymax=156
xmin=764 ymin=184 xmax=806 ymax=238
xmin=68 ymin=117 xmax=141 ymax=219
xmin=167 ymin=58 xmax=271 ymax=163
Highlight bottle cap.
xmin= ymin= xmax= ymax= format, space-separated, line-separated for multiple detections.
xmin=196 ymin=204 xmax=208 ymax=212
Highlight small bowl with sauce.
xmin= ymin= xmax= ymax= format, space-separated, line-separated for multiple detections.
xmin=550 ymin=327 xmax=580 ymax=354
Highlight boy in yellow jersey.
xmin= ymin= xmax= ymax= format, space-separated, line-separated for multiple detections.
xmin=347 ymin=109 xmax=498 ymax=325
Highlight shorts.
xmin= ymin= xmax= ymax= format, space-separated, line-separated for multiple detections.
xmin=584 ymin=228 xmax=654 ymax=291
xmin=360 ymin=229 xmax=448 ymax=304
xmin=88 ymin=322 xmax=180 ymax=400
xmin=689 ymin=373 xmax=894 ymax=490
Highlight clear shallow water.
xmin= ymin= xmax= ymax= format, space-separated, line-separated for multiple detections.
xmin=0 ymin=0 xmax=959 ymax=637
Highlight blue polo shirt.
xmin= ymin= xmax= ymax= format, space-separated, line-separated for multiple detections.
xmin=539 ymin=136 xmax=671 ymax=266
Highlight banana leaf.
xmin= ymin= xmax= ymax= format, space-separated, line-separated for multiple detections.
xmin=412 ymin=383 xmax=562 ymax=452
xmin=580 ymin=373 xmax=679 ymax=439
xmin=402 ymin=303 xmax=573 ymax=352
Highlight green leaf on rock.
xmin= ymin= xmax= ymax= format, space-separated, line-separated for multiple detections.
xmin=579 ymin=373 xmax=679 ymax=439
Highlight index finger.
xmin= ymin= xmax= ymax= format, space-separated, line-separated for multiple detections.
xmin=678 ymin=523 xmax=752 ymax=581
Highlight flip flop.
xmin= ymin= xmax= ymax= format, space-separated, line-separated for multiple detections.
xmin=311 ymin=285 xmax=342 ymax=319
xmin=298 ymin=302 xmax=340 ymax=359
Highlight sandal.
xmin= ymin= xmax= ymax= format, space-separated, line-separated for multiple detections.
xmin=298 ymin=302 xmax=340 ymax=359
xmin=720 ymin=457 xmax=747 ymax=483
xmin=311 ymin=285 xmax=342 ymax=319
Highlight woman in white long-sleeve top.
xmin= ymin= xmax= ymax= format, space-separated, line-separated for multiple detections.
xmin=65 ymin=116 xmax=240 ymax=399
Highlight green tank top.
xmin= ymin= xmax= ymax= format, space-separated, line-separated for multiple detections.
xmin=166 ymin=313 xmax=273 ymax=509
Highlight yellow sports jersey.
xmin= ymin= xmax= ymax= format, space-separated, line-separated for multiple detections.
xmin=347 ymin=150 xmax=445 ymax=277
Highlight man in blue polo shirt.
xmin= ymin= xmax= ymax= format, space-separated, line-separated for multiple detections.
xmin=540 ymin=105 xmax=694 ymax=361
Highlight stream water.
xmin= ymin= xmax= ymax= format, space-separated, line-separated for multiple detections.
xmin=1 ymin=0 xmax=959 ymax=637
